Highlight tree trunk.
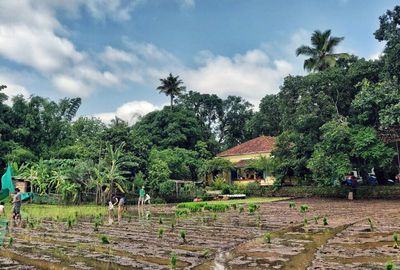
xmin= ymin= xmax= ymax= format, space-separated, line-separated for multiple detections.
xmin=170 ymin=95 xmax=174 ymax=109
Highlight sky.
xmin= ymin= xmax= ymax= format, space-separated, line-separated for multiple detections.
xmin=0 ymin=0 xmax=397 ymax=124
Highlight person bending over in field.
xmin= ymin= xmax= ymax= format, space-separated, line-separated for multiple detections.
xmin=108 ymin=196 xmax=118 ymax=225
xmin=144 ymin=193 xmax=151 ymax=204
xmin=12 ymin=188 xmax=22 ymax=225
xmin=118 ymin=195 xmax=126 ymax=224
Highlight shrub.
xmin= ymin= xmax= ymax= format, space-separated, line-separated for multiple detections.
xmin=245 ymin=182 xmax=261 ymax=196
xmin=211 ymin=176 xmax=226 ymax=190
xmin=159 ymin=180 xmax=176 ymax=199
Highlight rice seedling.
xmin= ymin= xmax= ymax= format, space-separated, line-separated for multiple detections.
xmin=170 ymin=253 xmax=177 ymax=270
xmin=323 ymin=217 xmax=328 ymax=226
xmin=299 ymin=204 xmax=309 ymax=214
xmin=201 ymin=249 xmax=210 ymax=258
xmin=289 ymin=202 xmax=296 ymax=209
xmin=159 ymin=217 xmax=163 ymax=224
xmin=385 ymin=261 xmax=395 ymax=270
xmin=313 ymin=216 xmax=319 ymax=224
xmin=239 ymin=206 xmax=244 ymax=213
xmin=393 ymin=233 xmax=399 ymax=249
xmin=8 ymin=237 xmax=13 ymax=247
xmin=264 ymin=232 xmax=271 ymax=243
xmin=304 ymin=217 xmax=308 ymax=226
xmin=159 ymin=228 xmax=165 ymax=238
xmin=171 ymin=219 xmax=176 ymax=230
xmin=175 ymin=209 xmax=189 ymax=218
xmin=99 ymin=234 xmax=110 ymax=244
xmin=367 ymin=217 xmax=374 ymax=231
xmin=231 ymin=204 xmax=237 ymax=210
xmin=180 ymin=230 xmax=187 ymax=243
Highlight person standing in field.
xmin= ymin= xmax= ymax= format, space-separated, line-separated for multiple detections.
xmin=0 ymin=202 xmax=5 ymax=216
xmin=118 ymin=195 xmax=126 ymax=224
xmin=138 ymin=186 xmax=145 ymax=207
xmin=12 ymin=188 xmax=22 ymax=224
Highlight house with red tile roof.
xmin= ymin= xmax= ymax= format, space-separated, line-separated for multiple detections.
xmin=216 ymin=136 xmax=276 ymax=186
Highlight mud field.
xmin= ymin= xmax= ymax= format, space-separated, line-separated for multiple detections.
xmin=1 ymin=199 xmax=400 ymax=269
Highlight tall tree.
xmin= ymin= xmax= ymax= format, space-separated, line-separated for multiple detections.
xmin=374 ymin=5 xmax=400 ymax=81
xmin=296 ymin=30 xmax=349 ymax=72
xmin=157 ymin=73 xmax=186 ymax=109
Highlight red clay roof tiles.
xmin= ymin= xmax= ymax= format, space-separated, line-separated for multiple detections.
xmin=217 ymin=136 xmax=276 ymax=157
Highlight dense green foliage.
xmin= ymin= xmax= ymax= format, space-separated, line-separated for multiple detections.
xmin=0 ymin=6 xmax=399 ymax=203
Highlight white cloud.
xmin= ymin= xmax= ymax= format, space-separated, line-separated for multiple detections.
xmin=177 ymin=0 xmax=195 ymax=9
xmin=0 ymin=73 xmax=30 ymax=105
xmin=181 ymin=49 xmax=294 ymax=105
xmin=93 ymin=100 xmax=159 ymax=125
xmin=0 ymin=1 xmax=137 ymax=97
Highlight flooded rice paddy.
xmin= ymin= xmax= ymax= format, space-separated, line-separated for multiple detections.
xmin=1 ymin=198 xmax=400 ymax=269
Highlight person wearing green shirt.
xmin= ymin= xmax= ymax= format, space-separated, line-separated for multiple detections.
xmin=138 ymin=186 xmax=145 ymax=206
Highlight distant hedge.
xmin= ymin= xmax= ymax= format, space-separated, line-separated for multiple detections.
xmin=265 ymin=185 xmax=400 ymax=199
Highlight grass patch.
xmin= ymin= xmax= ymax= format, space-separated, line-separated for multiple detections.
xmin=17 ymin=204 xmax=106 ymax=221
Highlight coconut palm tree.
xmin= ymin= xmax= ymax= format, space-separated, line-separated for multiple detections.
xmin=157 ymin=73 xmax=186 ymax=109
xmin=296 ymin=30 xmax=349 ymax=72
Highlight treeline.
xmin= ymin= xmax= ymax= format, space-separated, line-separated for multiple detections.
xmin=0 ymin=6 xmax=399 ymax=202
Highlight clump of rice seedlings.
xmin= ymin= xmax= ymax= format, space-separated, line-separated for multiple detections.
xmin=180 ymin=230 xmax=187 ymax=243
xmin=367 ymin=217 xmax=374 ymax=231
xmin=313 ymin=216 xmax=319 ymax=224
xmin=256 ymin=214 xmax=262 ymax=229
xmin=170 ymin=253 xmax=177 ymax=270
xmin=99 ymin=234 xmax=110 ymax=244
xmin=323 ymin=217 xmax=328 ymax=226
xmin=289 ymin=202 xmax=296 ymax=209
xmin=231 ymin=204 xmax=237 ymax=210
xmin=128 ymin=216 xmax=132 ymax=223
xmin=385 ymin=261 xmax=395 ymax=270
xmin=75 ymin=211 xmax=79 ymax=218
xmin=204 ymin=204 xmax=229 ymax=212
xmin=248 ymin=203 xmax=258 ymax=214
xmin=393 ymin=233 xmax=399 ymax=249
xmin=159 ymin=228 xmax=165 ymax=238
xmin=264 ymin=232 xmax=271 ymax=243
xmin=212 ymin=213 xmax=217 ymax=220
xmin=8 ymin=237 xmax=13 ymax=247
xmin=67 ymin=216 xmax=75 ymax=229
xmin=239 ymin=206 xmax=244 ymax=213
xmin=159 ymin=217 xmax=163 ymax=224
xmin=299 ymin=204 xmax=309 ymax=214
xmin=175 ymin=209 xmax=189 ymax=218
xmin=94 ymin=220 xmax=100 ymax=232
xmin=201 ymin=249 xmax=210 ymax=258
